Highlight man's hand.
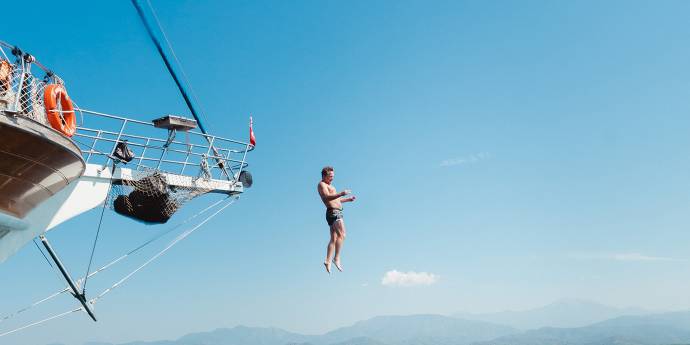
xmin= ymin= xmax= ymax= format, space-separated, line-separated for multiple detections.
xmin=341 ymin=189 xmax=352 ymax=196
xmin=343 ymin=195 xmax=356 ymax=203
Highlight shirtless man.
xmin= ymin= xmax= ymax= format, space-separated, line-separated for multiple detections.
xmin=318 ymin=166 xmax=356 ymax=274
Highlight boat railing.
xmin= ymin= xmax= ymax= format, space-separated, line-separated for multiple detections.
xmin=0 ymin=41 xmax=53 ymax=126
xmin=0 ymin=41 xmax=253 ymax=182
xmin=74 ymin=109 xmax=253 ymax=181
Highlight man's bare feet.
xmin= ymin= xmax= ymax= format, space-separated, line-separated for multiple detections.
xmin=324 ymin=261 xmax=331 ymax=274
xmin=332 ymin=259 xmax=343 ymax=272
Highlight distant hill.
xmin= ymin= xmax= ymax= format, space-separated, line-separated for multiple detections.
xmin=112 ymin=326 xmax=312 ymax=345
xmin=472 ymin=311 xmax=690 ymax=345
xmin=176 ymin=326 xmax=312 ymax=345
xmin=65 ymin=310 xmax=690 ymax=345
xmin=455 ymin=299 xmax=649 ymax=330
xmin=71 ymin=315 xmax=515 ymax=345
xmin=117 ymin=340 xmax=177 ymax=345
xmin=329 ymin=337 xmax=388 ymax=345
xmin=318 ymin=314 xmax=517 ymax=344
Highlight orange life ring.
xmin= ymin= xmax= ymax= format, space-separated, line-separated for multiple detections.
xmin=44 ymin=84 xmax=76 ymax=137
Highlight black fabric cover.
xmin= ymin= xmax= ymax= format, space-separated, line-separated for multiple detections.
xmin=137 ymin=173 xmax=168 ymax=196
xmin=239 ymin=170 xmax=253 ymax=188
xmin=113 ymin=173 xmax=179 ymax=224
xmin=113 ymin=141 xmax=135 ymax=163
xmin=113 ymin=193 xmax=179 ymax=224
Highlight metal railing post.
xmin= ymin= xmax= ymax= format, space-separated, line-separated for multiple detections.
xmin=155 ymin=147 xmax=166 ymax=170
xmin=137 ymin=138 xmax=151 ymax=170
xmin=236 ymin=144 xmax=250 ymax=183
xmin=203 ymin=135 xmax=216 ymax=157
xmin=224 ymin=149 xmax=234 ymax=180
xmin=86 ymin=130 xmax=102 ymax=163
xmin=101 ymin=119 xmax=128 ymax=170
xmin=180 ymin=147 xmax=192 ymax=174
xmin=11 ymin=59 xmax=26 ymax=112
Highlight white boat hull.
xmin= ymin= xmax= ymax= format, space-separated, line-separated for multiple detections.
xmin=0 ymin=163 xmax=242 ymax=263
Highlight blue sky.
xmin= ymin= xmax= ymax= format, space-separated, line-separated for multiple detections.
xmin=2 ymin=1 xmax=690 ymax=344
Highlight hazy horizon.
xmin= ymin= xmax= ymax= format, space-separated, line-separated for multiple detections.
xmin=32 ymin=302 xmax=690 ymax=345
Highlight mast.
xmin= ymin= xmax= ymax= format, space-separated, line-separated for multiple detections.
xmin=131 ymin=0 xmax=231 ymax=179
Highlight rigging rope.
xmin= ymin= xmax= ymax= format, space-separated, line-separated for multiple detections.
xmin=32 ymin=238 xmax=53 ymax=269
xmin=0 ymin=288 xmax=68 ymax=325
xmin=0 ymin=308 xmax=83 ymax=338
xmin=80 ymin=197 xmax=229 ymax=283
xmin=31 ymin=238 xmax=74 ymax=299
xmin=144 ymin=0 xmax=211 ymax=129
xmin=131 ymin=0 xmax=232 ymax=180
xmin=82 ymin=161 xmax=116 ymax=294
xmin=0 ymin=196 xmax=235 ymax=335
xmin=91 ymin=197 xmax=236 ymax=303
xmin=0 ymin=197 xmax=227 ymax=325
xmin=131 ymin=0 xmax=211 ymax=132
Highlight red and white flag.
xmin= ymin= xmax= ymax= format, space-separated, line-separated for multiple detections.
xmin=249 ymin=116 xmax=256 ymax=146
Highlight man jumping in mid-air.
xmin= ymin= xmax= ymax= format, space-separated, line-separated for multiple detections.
xmin=318 ymin=166 xmax=356 ymax=274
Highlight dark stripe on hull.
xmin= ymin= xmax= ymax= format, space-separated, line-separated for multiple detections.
xmin=0 ymin=112 xmax=85 ymax=218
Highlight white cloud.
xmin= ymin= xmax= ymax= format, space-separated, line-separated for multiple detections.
xmin=381 ymin=270 xmax=439 ymax=287
xmin=440 ymin=152 xmax=490 ymax=167
xmin=569 ymin=252 xmax=679 ymax=262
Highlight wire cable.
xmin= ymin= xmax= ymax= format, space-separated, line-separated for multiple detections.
xmin=0 ymin=197 xmax=234 ymax=336
xmin=0 ymin=196 xmax=229 ymax=326
xmin=81 ymin=161 xmax=116 ymax=294
xmin=0 ymin=307 xmax=82 ymax=338
xmin=91 ymin=197 xmax=236 ymax=303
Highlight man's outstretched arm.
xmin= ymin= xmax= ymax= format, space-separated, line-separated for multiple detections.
xmin=319 ymin=183 xmax=350 ymax=202
xmin=341 ymin=196 xmax=356 ymax=203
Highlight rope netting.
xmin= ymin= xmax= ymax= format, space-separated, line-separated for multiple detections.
xmin=107 ymin=167 xmax=213 ymax=224
xmin=0 ymin=58 xmax=50 ymax=125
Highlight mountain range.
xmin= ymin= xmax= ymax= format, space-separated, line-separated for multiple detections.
xmin=76 ymin=315 xmax=515 ymax=345
xmin=453 ymin=298 xmax=650 ymax=330
xmin=52 ymin=300 xmax=690 ymax=345
xmin=476 ymin=311 xmax=690 ymax=345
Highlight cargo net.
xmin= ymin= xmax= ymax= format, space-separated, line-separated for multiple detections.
xmin=107 ymin=168 xmax=213 ymax=224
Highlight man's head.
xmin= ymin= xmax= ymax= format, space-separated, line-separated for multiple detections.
xmin=321 ymin=166 xmax=334 ymax=183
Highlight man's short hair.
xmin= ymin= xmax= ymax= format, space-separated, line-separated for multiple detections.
xmin=322 ymin=166 xmax=334 ymax=177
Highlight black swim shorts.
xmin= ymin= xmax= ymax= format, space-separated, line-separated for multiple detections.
xmin=326 ymin=208 xmax=343 ymax=226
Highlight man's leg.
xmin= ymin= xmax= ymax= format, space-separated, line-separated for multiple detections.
xmin=333 ymin=220 xmax=347 ymax=270
xmin=325 ymin=226 xmax=337 ymax=273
